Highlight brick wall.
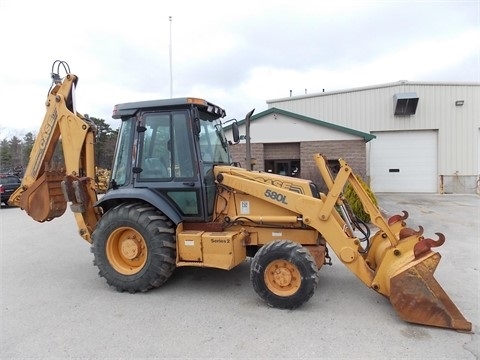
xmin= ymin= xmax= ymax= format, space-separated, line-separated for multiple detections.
xmin=264 ymin=143 xmax=300 ymax=159
xmin=300 ymin=140 xmax=366 ymax=191
xmin=228 ymin=139 xmax=367 ymax=191
xmin=229 ymin=143 xmax=264 ymax=170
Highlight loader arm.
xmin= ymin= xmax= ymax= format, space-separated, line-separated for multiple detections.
xmin=214 ymin=161 xmax=376 ymax=287
xmin=214 ymin=154 xmax=472 ymax=331
xmin=9 ymin=73 xmax=101 ymax=242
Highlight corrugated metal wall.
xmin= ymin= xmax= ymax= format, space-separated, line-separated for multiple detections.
xmin=267 ymin=82 xmax=480 ymax=177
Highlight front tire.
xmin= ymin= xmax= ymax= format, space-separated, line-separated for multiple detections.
xmin=91 ymin=202 xmax=176 ymax=293
xmin=250 ymin=240 xmax=319 ymax=309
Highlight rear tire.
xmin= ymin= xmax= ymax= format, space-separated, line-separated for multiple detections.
xmin=250 ymin=240 xmax=319 ymax=309
xmin=91 ymin=202 xmax=176 ymax=293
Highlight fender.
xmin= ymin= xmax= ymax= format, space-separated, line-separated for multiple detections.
xmin=96 ymin=187 xmax=183 ymax=225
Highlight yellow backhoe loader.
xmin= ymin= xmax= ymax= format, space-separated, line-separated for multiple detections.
xmin=10 ymin=61 xmax=472 ymax=331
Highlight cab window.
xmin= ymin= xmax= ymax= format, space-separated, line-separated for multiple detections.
xmin=139 ymin=112 xmax=195 ymax=180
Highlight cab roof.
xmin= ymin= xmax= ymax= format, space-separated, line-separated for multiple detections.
xmin=112 ymin=97 xmax=226 ymax=120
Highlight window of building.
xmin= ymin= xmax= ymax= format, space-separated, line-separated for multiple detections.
xmin=264 ymin=160 xmax=300 ymax=177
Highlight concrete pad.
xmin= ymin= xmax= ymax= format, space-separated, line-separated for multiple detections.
xmin=1 ymin=193 xmax=478 ymax=359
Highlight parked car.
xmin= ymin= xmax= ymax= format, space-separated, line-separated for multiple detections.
xmin=0 ymin=174 xmax=22 ymax=206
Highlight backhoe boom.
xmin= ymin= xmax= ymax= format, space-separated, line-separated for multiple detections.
xmin=9 ymin=73 xmax=101 ymax=242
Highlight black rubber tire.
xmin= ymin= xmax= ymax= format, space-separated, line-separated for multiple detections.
xmin=250 ymin=240 xmax=319 ymax=309
xmin=91 ymin=202 xmax=176 ymax=293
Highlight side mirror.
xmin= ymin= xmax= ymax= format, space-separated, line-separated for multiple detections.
xmin=232 ymin=122 xmax=240 ymax=144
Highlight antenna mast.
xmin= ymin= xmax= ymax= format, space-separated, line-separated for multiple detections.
xmin=169 ymin=16 xmax=173 ymax=98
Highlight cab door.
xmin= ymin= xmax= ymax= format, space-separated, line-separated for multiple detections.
xmin=135 ymin=111 xmax=206 ymax=221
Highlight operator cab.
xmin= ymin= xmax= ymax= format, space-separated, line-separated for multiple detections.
xmin=107 ymin=97 xmax=233 ymax=223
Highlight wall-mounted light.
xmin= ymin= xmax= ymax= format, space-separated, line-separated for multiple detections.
xmin=455 ymin=100 xmax=465 ymax=106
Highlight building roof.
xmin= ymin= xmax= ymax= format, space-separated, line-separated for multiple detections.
xmin=267 ymin=80 xmax=480 ymax=103
xmin=226 ymin=107 xmax=376 ymax=142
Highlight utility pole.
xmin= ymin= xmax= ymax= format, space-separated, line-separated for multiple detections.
xmin=169 ymin=16 xmax=173 ymax=98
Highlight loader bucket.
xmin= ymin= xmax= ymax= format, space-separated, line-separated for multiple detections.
xmin=389 ymin=252 xmax=472 ymax=331
xmin=19 ymin=171 xmax=67 ymax=222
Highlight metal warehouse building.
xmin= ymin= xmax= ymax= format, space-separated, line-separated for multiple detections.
xmin=229 ymin=81 xmax=480 ymax=194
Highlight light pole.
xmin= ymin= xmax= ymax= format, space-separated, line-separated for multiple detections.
xmin=169 ymin=16 xmax=173 ymax=98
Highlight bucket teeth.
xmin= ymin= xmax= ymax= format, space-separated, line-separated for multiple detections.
xmin=414 ymin=232 xmax=445 ymax=259
xmin=399 ymin=225 xmax=424 ymax=239
xmin=388 ymin=210 xmax=409 ymax=226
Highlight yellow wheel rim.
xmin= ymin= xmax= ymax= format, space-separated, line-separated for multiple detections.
xmin=106 ymin=227 xmax=148 ymax=275
xmin=264 ymin=259 xmax=301 ymax=296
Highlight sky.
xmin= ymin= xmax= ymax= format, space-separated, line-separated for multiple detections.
xmin=0 ymin=0 xmax=479 ymax=138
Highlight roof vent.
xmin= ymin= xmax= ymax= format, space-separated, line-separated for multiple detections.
xmin=393 ymin=92 xmax=419 ymax=116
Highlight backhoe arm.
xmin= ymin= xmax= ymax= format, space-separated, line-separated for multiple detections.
xmin=9 ymin=73 xmax=101 ymax=242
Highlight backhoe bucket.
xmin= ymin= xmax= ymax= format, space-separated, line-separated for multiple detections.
xmin=19 ymin=171 xmax=67 ymax=222
xmin=389 ymin=252 xmax=472 ymax=331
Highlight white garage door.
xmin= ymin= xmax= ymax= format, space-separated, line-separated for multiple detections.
xmin=478 ymin=129 xmax=480 ymax=178
xmin=370 ymin=130 xmax=438 ymax=192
